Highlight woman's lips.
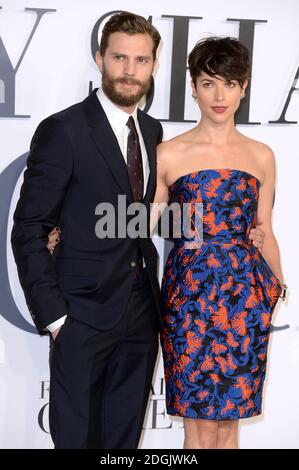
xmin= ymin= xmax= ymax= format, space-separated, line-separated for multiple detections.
xmin=211 ymin=106 xmax=227 ymax=113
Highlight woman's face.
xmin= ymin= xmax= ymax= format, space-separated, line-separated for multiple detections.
xmin=192 ymin=71 xmax=248 ymax=123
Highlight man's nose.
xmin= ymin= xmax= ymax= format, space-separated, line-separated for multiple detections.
xmin=124 ymin=59 xmax=136 ymax=76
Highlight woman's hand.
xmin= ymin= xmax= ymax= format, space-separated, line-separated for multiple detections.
xmin=249 ymin=226 xmax=265 ymax=251
xmin=47 ymin=227 xmax=61 ymax=254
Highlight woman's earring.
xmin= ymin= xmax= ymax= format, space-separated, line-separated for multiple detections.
xmin=241 ymin=92 xmax=246 ymax=99
xmin=192 ymin=94 xmax=197 ymax=101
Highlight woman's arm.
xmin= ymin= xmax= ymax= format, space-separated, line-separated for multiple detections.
xmin=256 ymin=146 xmax=284 ymax=284
xmin=150 ymin=143 xmax=170 ymax=235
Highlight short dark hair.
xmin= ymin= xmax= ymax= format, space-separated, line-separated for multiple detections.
xmin=99 ymin=11 xmax=161 ymax=61
xmin=188 ymin=36 xmax=250 ymax=87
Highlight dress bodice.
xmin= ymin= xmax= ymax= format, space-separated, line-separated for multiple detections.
xmin=168 ymin=168 xmax=260 ymax=247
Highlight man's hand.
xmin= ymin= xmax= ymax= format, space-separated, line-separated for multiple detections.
xmin=52 ymin=326 xmax=61 ymax=341
xmin=47 ymin=227 xmax=61 ymax=254
xmin=249 ymin=226 xmax=265 ymax=251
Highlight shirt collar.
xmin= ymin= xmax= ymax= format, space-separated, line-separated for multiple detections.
xmin=96 ymin=86 xmax=138 ymax=135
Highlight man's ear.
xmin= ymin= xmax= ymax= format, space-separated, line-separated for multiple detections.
xmin=95 ymin=51 xmax=103 ymax=73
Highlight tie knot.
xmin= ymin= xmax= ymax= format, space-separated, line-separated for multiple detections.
xmin=126 ymin=116 xmax=137 ymax=133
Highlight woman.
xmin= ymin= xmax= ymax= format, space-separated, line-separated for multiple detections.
xmin=154 ymin=36 xmax=286 ymax=449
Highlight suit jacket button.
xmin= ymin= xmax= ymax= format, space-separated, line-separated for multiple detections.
xmin=130 ymin=260 xmax=136 ymax=268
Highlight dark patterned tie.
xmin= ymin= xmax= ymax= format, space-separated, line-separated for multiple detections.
xmin=126 ymin=116 xmax=144 ymax=202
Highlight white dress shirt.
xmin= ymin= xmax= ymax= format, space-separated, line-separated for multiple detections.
xmin=96 ymin=87 xmax=149 ymax=194
xmin=47 ymin=87 xmax=150 ymax=333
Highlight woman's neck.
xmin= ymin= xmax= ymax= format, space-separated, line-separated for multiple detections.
xmin=196 ymin=118 xmax=240 ymax=145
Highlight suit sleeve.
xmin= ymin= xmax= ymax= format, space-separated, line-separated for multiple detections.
xmin=11 ymin=116 xmax=73 ymax=333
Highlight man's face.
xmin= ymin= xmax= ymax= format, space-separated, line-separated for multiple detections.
xmin=96 ymin=32 xmax=156 ymax=111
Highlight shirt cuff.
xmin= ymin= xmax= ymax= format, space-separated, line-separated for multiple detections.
xmin=47 ymin=315 xmax=67 ymax=333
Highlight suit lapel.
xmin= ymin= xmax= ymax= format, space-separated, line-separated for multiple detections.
xmin=83 ymin=91 xmax=158 ymax=207
xmin=83 ymin=90 xmax=133 ymax=203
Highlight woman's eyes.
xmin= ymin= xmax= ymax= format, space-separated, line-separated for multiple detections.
xmin=226 ymin=81 xmax=236 ymax=88
xmin=202 ymin=81 xmax=236 ymax=88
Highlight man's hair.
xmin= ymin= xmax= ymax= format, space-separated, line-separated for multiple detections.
xmin=99 ymin=11 xmax=161 ymax=61
xmin=188 ymin=36 xmax=250 ymax=87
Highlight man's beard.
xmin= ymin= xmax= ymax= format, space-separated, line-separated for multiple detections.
xmin=101 ymin=68 xmax=152 ymax=107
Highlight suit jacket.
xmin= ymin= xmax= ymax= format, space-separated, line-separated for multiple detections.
xmin=11 ymin=89 xmax=163 ymax=333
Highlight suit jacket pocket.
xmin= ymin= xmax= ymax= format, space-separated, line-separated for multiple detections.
xmin=56 ymin=258 xmax=105 ymax=294
xmin=59 ymin=275 xmax=103 ymax=294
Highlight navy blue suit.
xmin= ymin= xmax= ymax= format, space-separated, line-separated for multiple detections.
xmin=11 ymin=90 xmax=163 ymax=448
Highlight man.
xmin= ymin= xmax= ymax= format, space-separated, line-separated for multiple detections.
xmin=11 ymin=11 xmax=264 ymax=449
xmin=11 ymin=12 xmax=162 ymax=449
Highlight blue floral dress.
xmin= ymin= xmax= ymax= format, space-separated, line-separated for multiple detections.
xmin=161 ymin=169 xmax=281 ymax=420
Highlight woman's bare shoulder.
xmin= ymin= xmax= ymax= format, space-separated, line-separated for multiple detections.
xmin=158 ymin=132 xmax=192 ymax=158
xmin=158 ymin=128 xmax=199 ymax=152
xmin=239 ymin=133 xmax=275 ymax=166
xmin=240 ymin=133 xmax=274 ymax=156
